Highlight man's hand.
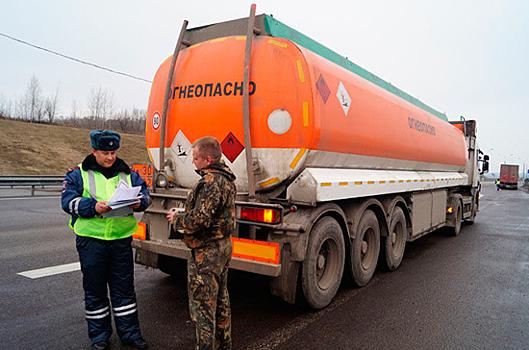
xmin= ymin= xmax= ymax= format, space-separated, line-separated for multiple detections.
xmin=95 ymin=201 xmax=111 ymax=214
xmin=167 ymin=208 xmax=184 ymax=224
xmin=128 ymin=200 xmax=141 ymax=209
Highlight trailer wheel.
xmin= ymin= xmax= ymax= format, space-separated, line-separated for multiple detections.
xmin=449 ymin=201 xmax=463 ymax=236
xmin=382 ymin=207 xmax=407 ymax=271
xmin=351 ymin=210 xmax=380 ymax=286
xmin=301 ymin=216 xmax=345 ymax=309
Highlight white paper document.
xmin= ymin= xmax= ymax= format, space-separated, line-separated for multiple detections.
xmin=107 ymin=181 xmax=143 ymax=209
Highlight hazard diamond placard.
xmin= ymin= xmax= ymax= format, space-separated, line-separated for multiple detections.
xmin=336 ymin=81 xmax=351 ymax=116
xmin=221 ymin=132 xmax=244 ymax=163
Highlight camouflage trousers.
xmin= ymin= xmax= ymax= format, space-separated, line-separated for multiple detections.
xmin=188 ymin=236 xmax=232 ymax=350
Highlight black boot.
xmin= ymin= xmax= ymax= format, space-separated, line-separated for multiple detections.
xmin=123 ymin=337 xmax=148 ymax=349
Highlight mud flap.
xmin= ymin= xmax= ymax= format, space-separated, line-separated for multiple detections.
xmin=270 ymin=244 xmax=299 ymax=304
xmin=135 ymin=248 xmax=159 ymax=269
xmin=446 ymin=194 xmax=462 ymax=228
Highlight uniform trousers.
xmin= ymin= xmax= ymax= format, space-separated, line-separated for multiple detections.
xmin=76 ymin=235 xmax=142 ymax=344
xmin=188 ymin=236 xmax=232 ymax=350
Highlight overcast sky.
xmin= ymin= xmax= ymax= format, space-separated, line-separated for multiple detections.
xmin=1 ymin=0 xmax=528 ymax=174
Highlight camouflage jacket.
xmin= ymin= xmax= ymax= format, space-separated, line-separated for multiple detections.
xmin=173 ymin=161 xmax=236 ymax=249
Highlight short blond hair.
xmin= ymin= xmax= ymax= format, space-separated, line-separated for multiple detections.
xmin=193 ymin=136 xmax=222 ymax=162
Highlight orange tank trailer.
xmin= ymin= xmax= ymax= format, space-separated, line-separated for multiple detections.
xmin=146 ymin=32 xmax=467 ymax=192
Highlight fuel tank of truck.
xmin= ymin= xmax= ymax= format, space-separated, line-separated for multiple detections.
xmin=145 ymin=35 xmax=467 ymax=193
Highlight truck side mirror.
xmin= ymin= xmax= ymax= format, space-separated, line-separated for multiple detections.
xmin=481 ymin=161 xmax=489 ymax=174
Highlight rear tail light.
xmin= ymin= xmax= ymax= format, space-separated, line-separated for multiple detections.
xmin=238 ymin=206 xmax=281 ymax=224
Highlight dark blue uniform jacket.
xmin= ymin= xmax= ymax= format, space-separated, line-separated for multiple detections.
xmin=61 ymin=154 xmax=151 ymax=227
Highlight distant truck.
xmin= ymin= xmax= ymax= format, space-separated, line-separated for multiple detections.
xmin=499 ymin=164 xmax=519 ymax=189
xmin=131 ymin=7 xmax=490 ymax=309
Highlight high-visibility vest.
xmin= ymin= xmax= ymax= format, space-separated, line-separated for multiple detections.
xmin=72 ymin=167 xmax=138 ymax=240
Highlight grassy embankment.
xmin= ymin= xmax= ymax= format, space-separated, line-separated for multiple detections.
xmin=0 ymin=118 xmax=151 ymax=175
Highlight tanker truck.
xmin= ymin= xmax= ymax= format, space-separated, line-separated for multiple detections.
xmin=132 ymin=7 xmax=489 ymax=309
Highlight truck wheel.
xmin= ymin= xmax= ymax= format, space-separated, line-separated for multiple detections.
xmin=382 ymin=207 xmax=407 ymax=271
xmin=449 ymin=201 xmax=463 ymax=236
xmin=301 ymin=216 xmax=345 ymax=309
xmin=351 ymin=210 xmax=380 ymax=286
xmin=158 ymin=254 xmax=187 ymax=278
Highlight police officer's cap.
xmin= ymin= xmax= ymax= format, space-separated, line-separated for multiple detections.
xmin=90 ymin=130 xmax=121 ymax=151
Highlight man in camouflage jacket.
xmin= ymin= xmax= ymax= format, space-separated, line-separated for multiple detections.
xmin=167 ymin=136 xmax=236 ymax=350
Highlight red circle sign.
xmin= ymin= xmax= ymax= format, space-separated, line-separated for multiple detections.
xmin=152 ymin=112 xmax=161 ymax=131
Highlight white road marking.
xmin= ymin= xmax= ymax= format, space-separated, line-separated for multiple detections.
xmin=514 ymin=216 xmax=529 ymax=231
xmin=18 ymin=262 xmax=80 ymax=279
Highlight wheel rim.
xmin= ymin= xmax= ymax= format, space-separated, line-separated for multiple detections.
xmin=390 ymin=221 xmax=404 ymax=257
xmin=361 ymin=227 xmax=376 ymax=270
xmin=316 ymin=238 xmax=339 ymax=290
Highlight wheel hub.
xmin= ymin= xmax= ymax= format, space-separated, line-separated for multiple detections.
xmin=317 ymin=254 xmax=326 ymax=270
xmin=391 ymin=231 xmax=397 ymax=244
xmin=361 ymin=241 xmax=368 ymax=254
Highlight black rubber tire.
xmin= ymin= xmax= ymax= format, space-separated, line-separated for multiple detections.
xmin=449 ymin=201 xmax=463 ymax=236
xmin=382 ymin=207 xmax=407 ymax=271
xmin=301 ymin=216 xmax=345 ymax=309
xmin=157 ymin=254 xmax=187 ymax=278
xmin=351 ymin=210 xmax=380 ymax=287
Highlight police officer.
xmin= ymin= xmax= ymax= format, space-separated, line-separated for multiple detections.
xmin=167 ymin=136 xmax=236 ymax=350
xmin=61 ymin=130 xmax=151 ymax=350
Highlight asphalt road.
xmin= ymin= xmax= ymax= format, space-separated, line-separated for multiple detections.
xmin=1 ymin=182 xmax=528 ymax=349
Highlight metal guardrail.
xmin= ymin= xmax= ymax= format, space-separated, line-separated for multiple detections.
xmin=0 ymin=175 xmax=64 ymax=196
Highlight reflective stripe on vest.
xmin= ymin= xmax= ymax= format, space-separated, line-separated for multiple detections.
xmin=86 ymin=170 xmax=128 ymax=201
xmin=73 ymin=167 xmax=138 ymax=240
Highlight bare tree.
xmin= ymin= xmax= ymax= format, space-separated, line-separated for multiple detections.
xmin=0 ymin=94 xmax=13 ymax=118
xmin=131 ymin=108 xmax=146 ymax=133
xmin=15 ymin=95 xmax=26 ymax=120
xmin=24 ymin=75 xmax=43 ymax=122
xmin=44 ymin=84 xmax=60 ymax=124
xmin=114 ymin=109 xmax=130 ymax=132
xmin=107 ymin=107 xmax=146 ymax=134
xmin=70 ymin=100 xmax=81 ymax=126
xmin=87 ymin=86 xmax=115 ymax=129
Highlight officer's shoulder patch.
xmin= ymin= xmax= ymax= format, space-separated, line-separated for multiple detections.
xmin=67 ymin=165 xmax=80 ymax=172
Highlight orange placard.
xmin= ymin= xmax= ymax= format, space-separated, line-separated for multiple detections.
xmin=133 ymin=222 xmax=147 ymax=240
xmin=132 ymin=163 xmax=154 ymax=188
